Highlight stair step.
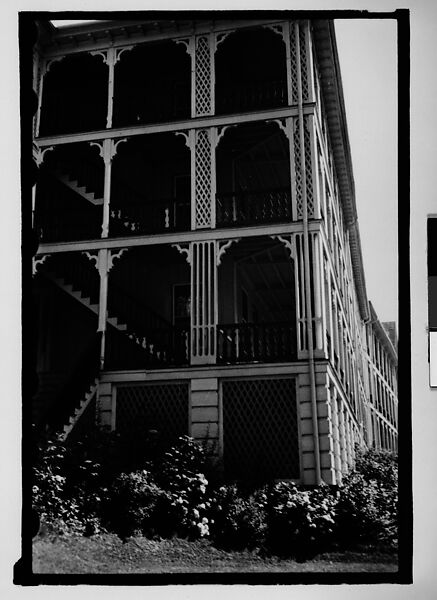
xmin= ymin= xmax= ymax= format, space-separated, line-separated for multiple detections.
xmin=62 ymin=378 xmax=99 ymax=440
xmin=52 ymin=169 xmax=104 ymax=206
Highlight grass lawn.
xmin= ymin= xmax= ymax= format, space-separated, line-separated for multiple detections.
xmin=33 ymin=532 xmax=398 ymax=574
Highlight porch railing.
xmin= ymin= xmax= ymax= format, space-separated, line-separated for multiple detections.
xmin=109 ymin=198 xmax=190 ymax=237
xmin=216 ymin=80 xmax=287 ymax=115
xmin=105 ymin=325 xmax=190 ymax=370
xmin=217 ymin=322 xmax=297 ymax=364
xmin=216 ymin=187 xmax=292 ymax=228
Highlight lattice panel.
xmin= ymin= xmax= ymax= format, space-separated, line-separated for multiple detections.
xmin=293 ymin=118 xmax=303 ymax=219
xmin=195 ymin=36 xmax=212 ymax=116
xmin=116 ymin=384 xmax=189 ymax=446
xmin=292 ymin=116 xmax=315 ymax=220
xmin=295 ymin=233 xmax=307 ymax=352
xmin=289 ymin=22 xmax=299 ymax=104
xmin=299 ymin=24 xmax=309 ymax=102
xmin=195 ymin=129 xmax=212 ymax=228
xmin=222 ymin=378 xmax=299 ymax=480
xmin=304 ymin=116 xmax=314 ymax=216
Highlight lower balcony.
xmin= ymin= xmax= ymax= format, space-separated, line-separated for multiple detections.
xmin=217 ymin=322 xmax=297 ymax=364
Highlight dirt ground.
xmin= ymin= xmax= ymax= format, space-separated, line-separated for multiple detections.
xmin=32 ymin=532 xmax=398 ymax=575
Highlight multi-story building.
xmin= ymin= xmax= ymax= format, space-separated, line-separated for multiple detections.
xmin=30 ymin=17 xmax=398 ymax=485
xmin=364 ymin=305 xmax=398 ymax=452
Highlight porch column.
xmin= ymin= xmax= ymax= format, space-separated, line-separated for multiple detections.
xmin=191 ymin=241 xmax=218 ymax=365
xmin=34 ymin=56 xmax=64 ymax=138
xmin=90 ymin=138 xmax=126 ymax=238
xmin=337 ymin=400 xmax=348 ymax=473
xmin=84 ymin=248 xmax=128 ymax=369
xmin=91 ymin=46 xmax=133 ymax=129
xmin=192 ymin=127 xmax=223 ymax=230
xmin=193 ymin=34 xmax=214 ymax=117
xmin=311 ymin=232 xmax=324 ymax=352
xmin=330 ymin=386 xmax=343 ymax=483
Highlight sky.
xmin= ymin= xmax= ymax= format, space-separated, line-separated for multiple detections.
xmin=335 ymin=19 xmax=398 ymax=326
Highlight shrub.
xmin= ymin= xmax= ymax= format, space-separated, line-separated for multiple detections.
xmin=265 ymin=482 xmax=337 ymax=559
xmin=33 ymin=434 xmax=70 ymax=524
xmin=32 ymin=434 xmax=86 ymax=533
xmin=102 ymin=470 xmax=167 ymax=539
xmin=336 ymin=449 xmax=398 ymax=549
xmin=33 ymin=431 xmax=116 ymax=535
xmin=150 ymin=436 xmax=211 ymax=539
xmin=153 ymin=472 xmax=211 ymax=539
xmin=208 ymin=484 xmax=268 ymax=550
xmin=156 ymin=436 xmax=208 ymax=491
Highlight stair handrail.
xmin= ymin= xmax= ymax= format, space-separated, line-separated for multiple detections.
xmin=109 ymin=281 xmax=173 ymax=334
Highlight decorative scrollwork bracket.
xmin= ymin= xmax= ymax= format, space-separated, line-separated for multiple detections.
xmin=217 ymin=238 xmax=240 ymax=266
xmin=172 ymin=243 xmax=192 ymax=265
xmin=32 ymin=254 xmax=50 ymax=276
xmin=270 ymin=234 xmax=296 ymax=260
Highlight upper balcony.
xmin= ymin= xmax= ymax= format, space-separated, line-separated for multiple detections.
xmin=35 ymin=120 xmax=295 ymax=244
xmin=37 ymin=24 xmax=290 ymax=139
xmin=215 ymin=27 xmax=288 ymax=116
xmin=34 ymin=132 xmax=191 ymax=244
xmin=38 ymin=39 xmax=191 ymax=137
xmin=216 ymin=121 xmax=291 ymax=228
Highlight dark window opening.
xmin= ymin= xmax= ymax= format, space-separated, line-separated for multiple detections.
xmin=215 ymin=28 xmax=287 ymax=116
xmin=113 ymin=40 xmax=191 ymax=128
xmin=39 ymin=53 xmax=108 ymax=136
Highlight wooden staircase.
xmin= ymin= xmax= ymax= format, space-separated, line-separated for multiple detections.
xmin=61 ymin=377 xmax=99 ymax=440
xmin=41 ymin=254 xmax=187 ymax=369
xmin=52 ymin=168 xmax=104 ymax=206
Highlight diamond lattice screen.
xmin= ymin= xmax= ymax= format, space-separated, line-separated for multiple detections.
xmin=299 ymin=24 xmax=309 ymax=102
xmin=195 ymin=36 xmax=212 ymax=116
xmin=293 ymin=117 xmax=314 ymax=219
xmin=293 ymin=118 xmax=303 ymax=219
xmin=116 ymin=384 xmax=188 ymax=446
xmin=195 ymin=129 xmax=212 ymax=228
xmin=304 ymin=116 xmax=314 ymax=215
xmin=222 ymin=378 xmax=299 ymax=480
xmin=289 ymin=22 xmax=299 ymax=104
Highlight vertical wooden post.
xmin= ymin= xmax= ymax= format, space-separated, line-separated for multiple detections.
xmin=106 ymin=47 xmax=116 ymax=129
xmin=102 ymin=139 xmax=113 ymax=239
xmin=34 ymin=57 xmax=45 ymax=138
xmin=85 ymin=247 xmax=127 ymax=370
xmin=283 ymin=21 xmax=293 ymax=106
xmin=191 ymin=241 xmax=217 ymax=365
xmin=327 ymin=268 xmax=334 ymax=363
xmin=312 ymin=232 xmax=324 ymax=351
xmin=295 ymin=20 xmax=321 ymax=484
xmin=90 ymin=138 xmax=126 ymax=239
xmin=330 ymin=386 xmax=342 ymax=483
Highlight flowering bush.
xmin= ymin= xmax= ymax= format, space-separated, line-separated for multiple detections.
xmin=156 ymin=436 xmax=208 ymax=490
xmin=265 ymin=482 xmax=337 ymax=558
xmin=153 ymin=472 xmax=211 ymax=539
xmin=208 ymin=484 xmax=268 ymax=550
xmin=149 ymin=436 xmax=211 ymax=539
xmin=32 ymin=434 xmax=87 ymax=533
xmin=336 ymin=449 xmax=398 ymax=549
xmin=102 ymin=470 xmax=167 ymax=539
